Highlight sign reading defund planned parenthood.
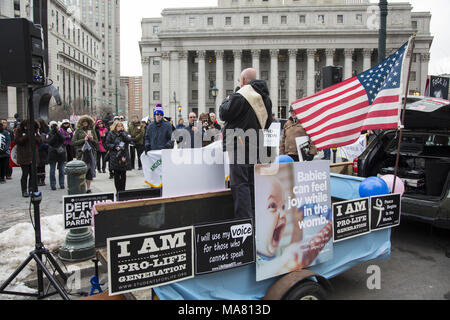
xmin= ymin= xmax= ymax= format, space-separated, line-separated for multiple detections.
xmin=107 ymin=226 xmax=194 ymax=296
xmin=63 ymin=192 xmax=115 ymax=229
xmin=194 ymin=219 xmax=255 ymax=275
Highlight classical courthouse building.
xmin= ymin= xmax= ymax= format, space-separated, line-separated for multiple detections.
xmin=139 ymin=0 xmax=433 ymax=121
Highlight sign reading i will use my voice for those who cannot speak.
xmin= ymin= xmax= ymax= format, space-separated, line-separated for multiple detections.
xmin=63 ymin=192 xmax=115 ymax=229
xmin=194 ymin=219 xmax=255 ymax=275
xmin=107 ymin=226 xmax=194 ymax=296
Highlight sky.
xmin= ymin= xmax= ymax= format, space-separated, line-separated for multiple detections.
xmin=120 ymin=0 xmax=450 ymax=77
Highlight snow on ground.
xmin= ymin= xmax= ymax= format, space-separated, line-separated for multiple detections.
xmin=0 ymin=215 xmax=65 ymax=299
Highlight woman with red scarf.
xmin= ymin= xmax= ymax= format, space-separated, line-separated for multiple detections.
xmin=95 ymin=119 xmax=108 ymax=173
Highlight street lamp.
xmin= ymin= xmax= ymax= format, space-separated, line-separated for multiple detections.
xmin=173 ymin=91 xmax=177 ymax=120
xmin=211 ymin=86 xmax=219 ymax=114
xmin=178 ymin=105 xmax=182 ymax=119
xmin=379 ymin=0 xmax=388 ymax=63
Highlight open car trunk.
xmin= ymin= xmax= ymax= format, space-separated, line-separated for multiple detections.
xmin=374 ymin=131 xmax=450 ymax=200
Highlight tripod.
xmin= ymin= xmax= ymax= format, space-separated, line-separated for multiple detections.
xmin=0 ymin=87 xmax=70 ymax=300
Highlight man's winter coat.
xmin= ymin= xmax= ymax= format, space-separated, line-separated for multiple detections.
xmin=144 ymin=120 xmax=174 ymax=151
xmin=47 ymin=129 xmax=67 ymax=163
xmin=219 ymin=80 xmax=273 ymax=163
xmin=14 ymin=120 xmax=42 ymax=166
xmin=128 ymin=121 xmax=146 ymax=146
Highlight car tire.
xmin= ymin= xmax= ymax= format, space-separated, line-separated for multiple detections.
xmin=282 ymin=280 xmax=327 ymax=300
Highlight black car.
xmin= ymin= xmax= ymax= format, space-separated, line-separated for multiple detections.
xmin=355 ymin=97 xmax=450 ymax=229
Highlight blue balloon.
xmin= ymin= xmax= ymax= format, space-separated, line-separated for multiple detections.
xmin=275 ymin=155 xmax=295 ymax=163
xmin=359 ymin=177 xmax=390 ymax=198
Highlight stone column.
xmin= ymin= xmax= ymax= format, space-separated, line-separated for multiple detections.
xmin=7 ymin=87 xmax=17 ymax=119
xmin=170 ymin=51 xmax=180 ymax=120
xmin=363 ymin=48 xmax=372 ymax=72
xmin=215 ymin=50 xmax=224 ymax=114
xmin=270 ymin=49 xmax=279 ymax=115
xmin=197 ymin=50 xmax=206 ymax=115
xmin=306 ymin=49 xmax=316 ymax=96
xmin=179 ymin=50 xmax=189 ymax=121
xmin=161 ymin=51 xmax=170 ymax=115
xmin=252 ymin=49 xmax=261 ymax=79
xmin=288 ymin=49 xmax=297 ymax=105
xmin=344 ymin=48 xmax=354 ymax=80
xmin=325 ymin=48 xmax=335 ymax=67
xmin=420 ymin=53 xmax=430 ymax=95
xmin=233 ymin=50 xmax=242 ymax=88
xmin=141 ymin=56 xmax=150 ymax=117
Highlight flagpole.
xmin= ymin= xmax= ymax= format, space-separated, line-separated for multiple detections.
xmin=392 ymin=34 xmax=416 ymax=193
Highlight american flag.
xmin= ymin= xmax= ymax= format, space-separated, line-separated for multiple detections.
xmin=292 ymin=40 xmax=412 ymax=150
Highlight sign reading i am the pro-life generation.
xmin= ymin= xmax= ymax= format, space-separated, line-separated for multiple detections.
xmin=370 ymin=194 xmax=401 ymax=231
xmin=194 ymin=219 xmax=255 ymax=275
xmin=107 ymin=226 xmax=194 ymax=296
xmin=63 ymin=192 xmax=115 ymax=229
xmin=333 ymin=198 xmax=370 ymax=242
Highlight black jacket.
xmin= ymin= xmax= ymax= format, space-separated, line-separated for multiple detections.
xmin=144 ymin=120 xmax=174 ymax=151
xmin=219 ymin=80 xmax=273 ymax=163
xmin=106 ymin=130 xmax=133 ymax=171
xmin=47 ymin=129 xmax=67 ymax=163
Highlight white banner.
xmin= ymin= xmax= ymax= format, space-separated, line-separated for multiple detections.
xmin=338 ymin=134 xmax=367 ymax=161
xmin=140 ymin=150 xmax=162 ymax=188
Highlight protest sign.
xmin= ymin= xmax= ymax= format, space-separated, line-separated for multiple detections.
xmin=107 ymin=226 xmax=194 ymax=296
xmin=254 ymin=161 xmax=333 ymax=281
xmin=333 ymin=198 xmax=370 ymax=242
xmin=295 ymin=136 xmax=310 ymax=162
xmin=370 ymin=194 xmax=401 ymax=231
xmin=63 ymin=192 xmax=115 ymax=229
xmin=141 ymin=150 xmax=162 ymax=188
xmin=264 ymin=122 xmax=281 ymax=147
xmin=338 ymin=134 xmax=367 ymax=162
xmin=194 ymin=219 xmax=255 ymax=275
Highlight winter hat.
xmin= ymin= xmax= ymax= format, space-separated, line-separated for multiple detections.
xmin=49 ymin=121 xmax=58 ymax=127
xmin=62 ymin=119 xmax=70 ymax=124
xmin=154 ymin=104 xmax=164 ymax=116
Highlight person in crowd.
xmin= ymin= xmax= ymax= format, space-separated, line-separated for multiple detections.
xmin=37 ymin=119 xmax=49 ymax=186
xmin=179 ymin=112 xmax=199 ymax=149
xmin=128 ymin=115 xmax=146 ymax=170
xmin=198 ymin=112 xmax=219 ymax=147
xmin=95 ymin=119 xmax=108 ymax=173
xmin=14 ymin=119 xmax=42 ymax=197
xmin=72 ymin=115 xmax=98 ymax=194
xmin=106 ymin=121 xmax=133 ymax=193
xmin=47 ymin=121 xmax=66 ymax=190
xmin=279 ymin=107 xmax=317 ymax=162
xmin=220 ymin=68 xmax=273 ymax=219
xmin=209 ymin=113 xmax=222 ymax=130
xmin=60 ymin=119 xmax=74 ymax=162
xmin=144 ymin=105 xmax=174 ymax=152
xmin=176 ymin=118 xmax=186 ymax=130
xmin=1 ymin=119 xmax=14 ymax=180
xmin=0 ymin=121 xmax=11 ymax=184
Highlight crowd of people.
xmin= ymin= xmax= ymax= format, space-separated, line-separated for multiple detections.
xmin=0 ymin=70 xmax=319 ymax=215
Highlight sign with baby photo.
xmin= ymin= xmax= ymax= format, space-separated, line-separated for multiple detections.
xmin=254 ymin=161 xmax=333 ymax=282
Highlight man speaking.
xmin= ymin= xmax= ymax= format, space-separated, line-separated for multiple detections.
xmin=220 ymin=68 xmax=273 ymax=219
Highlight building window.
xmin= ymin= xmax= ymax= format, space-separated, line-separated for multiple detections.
xmin=262 ymin=16 xmax=268 ymax=25
xmin=318 ymin=15 xmax=325 ymax=24
xmin=207 ymin=17 xmax=214 ymax=26
xmin=13 ymin=0 xmax=20 ymax=17
xmin=153 ymin=26 xmax=159 ymax=33
xmin=189 ymin=17 xmax=196 ymax=26
xmin=261 ymin=71 xmax=269 ymax=81
xmin=299 ymin=15 xmax=306 ymax=24
xmin=226 ymin=71 xmax=234 ymax=81
xmin=280 ymin=89 xmax=287 ymax=100
xmin=153 ymin=73 xmax=160 ymax=83
xmin=410 ymin=71 xmax=416 ymax=82
xmin=153 ymin=59 xmax=160 ymax=66
xmin=244 ymin=16 xmax=250 ymax=25
xmin=225 ymin=17 xmax=232 ymax=25
xmin=356 ymin=14 xmax=363 ymax=24
xmin=192 ymin=72 xmax=198 ymax=82
xmin=337 ymin=15 xmax=344 ymax=24
xmin=412 ymin=21 xmax=418 ymax=29
xmin=281 ymin=16 xmax=287 ymax=25
xmin=296 ymin=89 xmax=304 ymax=98
xmin=279 ymin=71 xmax=287 ymax=80
xmin=209 ymin=71 xmax=216 ymax=81
xmin=153 ymin=91 xmax=160 ymax=100
xmin=297 ymin=71 xmax=304 ymax=81
xmin=192 ymin=90 xmax=198 ymax=100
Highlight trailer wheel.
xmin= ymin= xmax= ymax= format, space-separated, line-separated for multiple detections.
xmin=282 ymin=280 xmax=327 ymax=300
